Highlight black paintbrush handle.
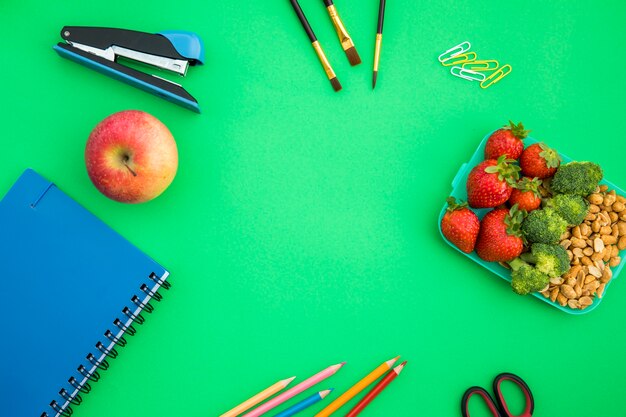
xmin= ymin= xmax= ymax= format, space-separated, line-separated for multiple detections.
xmin=290 ymin=0 xmax=317 ymax=42
xmin=377 ymin=0 xmax=386 ymax=34
xmin=323 ymin=0 xmax=334 ymax=6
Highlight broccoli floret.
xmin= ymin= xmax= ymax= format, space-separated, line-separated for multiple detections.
xmin=551 ymin=162 xmax=603 ymax=196
xmin=521 ymin=208 xmax=568 ymax=244
xmin=509 ymin=258 xmax=550 ymax=295
xmin=545 ymin=194 xmax=589 ymax=225
xmin=521 ymin=243 xmax=570 ymax=277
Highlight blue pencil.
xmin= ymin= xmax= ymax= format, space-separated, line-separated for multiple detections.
xmin=272 ymin=389 xmax=333 ymax=417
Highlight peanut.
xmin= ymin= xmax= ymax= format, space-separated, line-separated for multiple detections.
xmin=580 ymin=223 xmax=591 ymax=237
xmin=593 ymin=238 xmax=605 ymax=253
xmin=561 ymin=285 xmax=577 ymax=299
xmin=588 ymin=266 xmax=603 ymax=278
xmin=619 ymin=236 xmax=626 ymax=251
xmin=600 ymin=225 xmax=612 ymax=235
xmin=589 ymin=194 xmax=603 ymax=205
xmin=609 ymin=257 xmax=621 ymax=267
xmin=604 ymin=194 xmax=617 ymax=207
xmin=550 ymin=287 xmax=559 ymax=302
xmin=602 ymin=235 xmax=617 ymax=245
xmin=592 ymin=221 xmax=601 ymax=233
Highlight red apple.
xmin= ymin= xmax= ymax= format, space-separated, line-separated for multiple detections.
xmin=85 ymin=110 xmax=178 ymax=203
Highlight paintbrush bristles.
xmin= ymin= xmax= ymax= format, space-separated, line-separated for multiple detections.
xmin=345 ymin=47 xmax=361 ymax=66
xmin=372 ymin=71 xmax=378 ymax=89
xmin=330 ymin=77 xmax=342 ymax=92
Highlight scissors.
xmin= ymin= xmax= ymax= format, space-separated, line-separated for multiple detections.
xmin=461 ymin=373 xmax=534 ymax=417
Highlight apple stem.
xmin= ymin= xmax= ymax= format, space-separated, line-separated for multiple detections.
xmin=123 ymin=161 xmax=137 ymax=177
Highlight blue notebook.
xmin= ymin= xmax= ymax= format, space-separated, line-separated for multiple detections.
xmin=0 ymin=169 xmax=170 ymax=417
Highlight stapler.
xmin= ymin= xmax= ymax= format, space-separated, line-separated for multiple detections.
xmin=53 ymin=26 xmax=204 ymax=113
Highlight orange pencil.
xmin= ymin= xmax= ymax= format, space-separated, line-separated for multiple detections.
xmin=345 ymin=361 xmax=406 ymax=416
xmin=220 ymin=376 xmax=296 ymax=417
xmin=314 ymin=357 xmax=398 ymax=417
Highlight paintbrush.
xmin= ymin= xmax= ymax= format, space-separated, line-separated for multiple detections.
xmin=323 ymin=0 xmax=361 ymax=66
xmin=372 ymin=0 xmax=386 ymax=89
xmin=290 ymin=0 xmax=342 ymax=92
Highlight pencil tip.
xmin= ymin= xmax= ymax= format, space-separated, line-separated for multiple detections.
xmin=330 ymin=77 xmax=342 ymax=92
xmin=372 ymin=71 xmax=378 ymax=89
xmin=385 ymin=356 xmax=399 ymax=367
xmin=283 ymin=376 xmax=296 ymax=385
xmin=395 ymin=361 xmax=407 ymax=374
xmin=339 ymin=361 xmax=347 ymax=366
xmin=345 ymin=47 xmax=362 ymax=66
xmin=320 ymin=389 xmax=333 ymax=398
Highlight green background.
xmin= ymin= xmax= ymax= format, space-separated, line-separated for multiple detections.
xmin=2 ymin=1 xmax=625 ymax=416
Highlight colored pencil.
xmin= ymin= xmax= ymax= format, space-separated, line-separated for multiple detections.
xmin=273 ymin=389 xmax=333 ymax=417
xmin=289 ymin=0 xmax=342 ymax=92
xmin=220 ymin=376 xmax=296 ymax=417
xmin=314 ymin=357 xmax=398 ymax=417
xmin=242 ymin=362 xmax=346 ymax=417
xmin=372 ymin=0 xmax=386 ymax=89
xmin=323 ymin=0 xmax=361 ymax=66
xmin=344 ymin=361 xmax=406 ymax=417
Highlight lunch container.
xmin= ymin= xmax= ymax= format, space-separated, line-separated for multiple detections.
xmin=438 ymin=132 xmax=625 ymax=314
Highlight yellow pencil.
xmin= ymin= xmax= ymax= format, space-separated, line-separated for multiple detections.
xmin=314 ymin=357 xmax=399 ymax=417
xmin=220 ymin=376 xmax=296 ymax=417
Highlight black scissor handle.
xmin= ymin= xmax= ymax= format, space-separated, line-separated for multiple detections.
xmin=493 ymin=373 xmax=534 ymax=417
xmin=461 ymin=386 xmax=502 ymax=417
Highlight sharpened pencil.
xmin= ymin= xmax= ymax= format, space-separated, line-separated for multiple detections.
xmin=344 ymin=362 xmax=406 ymax=417
xmin=372 ymin=0 xmax=386 ymax=89
xmin=314 ymin=357 xmax=399 ymax=417
xmin=290 ymin=0 xmax=342 ymax=92
xmin=220 ymin=376 xmax=296 ymax=417
xmin=323 ymin=0 xmax=361 ymax=66
xmin=274 ymin=389 xmax=333 ymax=417
xmin=242 ymin=362 xmax=346 ymax=417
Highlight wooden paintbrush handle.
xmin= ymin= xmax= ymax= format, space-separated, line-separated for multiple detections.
xmin=377 ymin=0 xmax=386 ymax=34
xmin=290 ymin=0 xmax=317 ymax=42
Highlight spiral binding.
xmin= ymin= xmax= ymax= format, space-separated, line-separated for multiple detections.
xmin=41 ymin=272 xmax=170 ymax=417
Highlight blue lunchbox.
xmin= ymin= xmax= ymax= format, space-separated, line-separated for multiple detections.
xmin=438 ymin=132 xmax=625 ymax=314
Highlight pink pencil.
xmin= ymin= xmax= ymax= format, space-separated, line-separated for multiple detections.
xmin=241 ymin=362 xmax=346 ymax=417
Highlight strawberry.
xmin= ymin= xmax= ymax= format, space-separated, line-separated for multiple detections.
xmin=475 ymin=205 xmax=525 ymax=262
xmin=466 ymin=155 xmax=521 ymax=208
xmin=519 ymin=142 xmax=561 ymax=179
xmin=509 ymin=177 xmax=542 ymax=212
xmin=441 ymin=197 xmax=480 ymax=253
xmin=484 ymin=121 xmax=530 ymax=160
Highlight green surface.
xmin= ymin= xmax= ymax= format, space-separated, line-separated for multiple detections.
xmin=2 ymin=1 xmax=626 ymax=416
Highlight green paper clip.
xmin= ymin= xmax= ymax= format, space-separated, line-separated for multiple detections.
xmin=441 ymin=51 xmax=477 ymax=67
xmin=438 ymin=41 xmax=471 ymax=63
xmin=450 ymin=66 xmax=486 ymax=82
xmin=480 ymin=64 xmax=512 ymax=89
xmin=462 ymin=59 xmax=499 ymax=72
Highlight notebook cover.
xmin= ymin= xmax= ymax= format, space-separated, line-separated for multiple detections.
xmin=0 ymin=169 xmax=169 ymax=417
